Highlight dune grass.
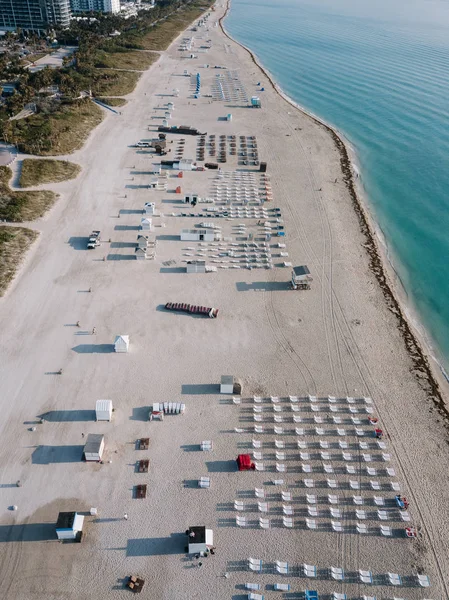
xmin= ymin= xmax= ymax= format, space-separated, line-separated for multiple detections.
xmin=94 ymin=70 xmax=141 ymax=96
xmin=124 ymin=1 xmax=214 ymax=51
xmin=8 ymin=99 xmax=104 ymax=156
xmin=0 ymin=166 xmax=58 ymax=222
xmin=94 ymin=50 xmax=158 ymax=71
xmin=0 ymin=226 xmax=39 ymax=296
xmin=19 ymin=159 xmax=81 ymax=188
xmin=97 ymin=97 xmax=127 ymax=107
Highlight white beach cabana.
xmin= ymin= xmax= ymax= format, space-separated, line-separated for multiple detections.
xmin=114 ymin=335 xmax=130 ymax=353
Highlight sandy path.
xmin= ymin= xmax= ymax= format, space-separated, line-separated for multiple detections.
xmin=0 ymin=3 xmax=448 ymax=599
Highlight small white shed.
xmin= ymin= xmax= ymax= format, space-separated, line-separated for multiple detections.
xmin=175 ymin=159 xmax=194 ymax=171
xmin=180 ymin=229 xmax=216 ymax=242
xmin=141 ymin=218 xmax=152 ymax=231
xmin=135 ymin=247 xmax=147 ymax=260
xmin=83 ymin=434 xmax=104 ymax=462
xmin=95 ymin=399 xmax=113 ymax=422
xmin=186 ymin=260 xmax=206 ymax=274
xmin=187 ymin=526 xmax=213 ymax=554
xmin=144 ymin=202 xmax=155 ymax=215
xmin=114 ymin=335 xmax=130 ymax=353
xmin=56 ymin=512 xmax=84 ymax=540
xmin=137 ymin=234 xmax=149 ymax=249
xmin=220 ymin=375 xmax=234 ymax=394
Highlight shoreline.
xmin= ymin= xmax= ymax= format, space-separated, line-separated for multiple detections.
xmin=1 ymin=3 xmax=449 ymax=597
xmin=220 ymin=0 xmax=449 ymax=423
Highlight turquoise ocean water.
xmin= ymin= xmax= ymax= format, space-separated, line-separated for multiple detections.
xmin=225 ymin=0 xmax=449 ymax=372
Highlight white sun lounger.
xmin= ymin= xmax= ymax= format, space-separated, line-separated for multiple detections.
xmin=377 ymin=510 xmax=388 ymax=520
xmin=200 ymin=440 xmax=213 ymax=451
xmin=306 ymin=518 xmax=317 ymax=530
xmin=245 ymin=583 xmax=260 ymax=591
xmin=308 ymin=506 xmax=318 ymax=517
xmin=332 ymin=594 xmax=346 ymax=600
xmin=328 ymin=494 xmax=339 ymax=504
xmin=259 ymin=517 xmax=270 ymax=529
xmin=417 ymin=574 xmax=430 ymax=587
xmin=356 ymin=509 xmax=367 ymax=520
xmin=236 ymin=515 xmax=247 ymax=527
xmin=258 ymin=502 xmax=268 ymax=513
xmin=234 ymin=500 xmax=245 ymax=511
xmin=327 ymin=479 xmax=338 ymax=488
xmin=283 ymin=505 xmax=293 ymax=516
xmin=323 ymin=464 xmax=334 ymax=474
xmin=248 ymin=558 xmax=262 ymax=572
xmin=330 ymin=507 xmax=342 ymax=518
xmin=353 ymin=495 xmax=364 ymax=505
xmin=275 ymin=561 xmax=288 ymax=575
xmin=357 ymin=523 xmax=368 ymax=534
xmin=255 ymin=487 xmax=265 ymax=498
xmin=374 ymin=496 xmax=385 ymax=506
xmin=274 ymin=583 xmax=290 ymax=591
xmin=331 ymin=566 xmax=344 ymax=581
xmin=380 ymin=525 xmax=392 ymax=536
xmin=388 ymin=573 xmax=402 ymax=586
xmin=283 ymin=516 xmax=293 ymax=528
xmin=332 ymin=520 xmax=344 ymax=532
xmin=198 ymin=477 xmax=210 ymax=488
xmin=304 ymin=563 xmax=317 ymax=577
xmin=253 ymin=451 xmax=263 ymax=460
xmin=359 ymin=570 xmax=373 ymax=584
xmin=248 ymin=593 xmax=264 ymax=600
xmin=281 ymin=491 xmax=292 ymax=501
xmin=275 ymin=439 xmax=285 ymax=448
xmin=252 ymin=439 xmax=262 ymax=449
xmin=304 ymin=479 xmax=315 ymax=488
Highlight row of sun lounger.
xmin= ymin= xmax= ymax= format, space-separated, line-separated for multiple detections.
xmin=246 ymin=559 xmax=430 ymax=587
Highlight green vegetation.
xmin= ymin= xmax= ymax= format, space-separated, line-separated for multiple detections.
xmin=94 ymin=49 xmax=158 ymax=71
xmin=136 ymin=4 xmax=212 ymax=50
xmin=94 ymin=69 xmax=141 ymax=96
xmin=19 ymin=159 xmax=81 ymax=188
xmin=0 ymin=0 xmax=214 ymax=155
xmin=5 ymin=99 xmax=103 ymax=155
xmin=0 ymin=166 xmax=58 ymax=221
xmin=0 ymin=225 xmax=39 ymax=296
xmin=98 ymin=97 xmax=127 ymax=107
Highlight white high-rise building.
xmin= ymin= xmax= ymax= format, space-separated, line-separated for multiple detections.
xmin=70 ymin=0 xmax=120 ymax=14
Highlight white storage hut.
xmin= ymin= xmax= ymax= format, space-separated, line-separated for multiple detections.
xmin=141 ymin=218 xmax=152 ymax=231
xmin=114 ymin=335 xmax=130 ymax=353
xmin=187 ymin=526 xmax=213 ymax=555
xmin=95 ymin=399 xmax=113 ymax=422
xmin=135 ymin=247 xmax=147 ymax=260
xmin=83 ymin=434 xmax=104 ymax=462
xmin=144 ymin=202 xmax=155 ymax=215
xmin=220 ymin=375 xmax=234 ymax=394
xmin=186 ymin=260 xmax=206 ymax=274
xmin=56 ymin=512 xmax=84 ymax=540
xmin=180 ymin=229 xmax=216 ymax=242
xmin=174 ymin=159 xmax=194 ymax=171
xmin=137 ymin=234 xmax=149 ymax=249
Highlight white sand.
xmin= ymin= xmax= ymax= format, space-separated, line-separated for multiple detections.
xmin=1 ymin=3 xmax=449 ymax=599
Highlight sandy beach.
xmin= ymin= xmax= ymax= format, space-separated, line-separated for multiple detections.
xmin=1 ymin=2 xmax=449 ymax=599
